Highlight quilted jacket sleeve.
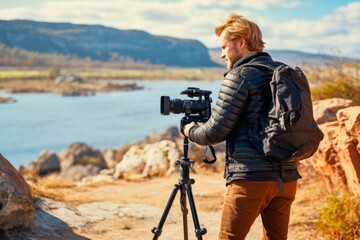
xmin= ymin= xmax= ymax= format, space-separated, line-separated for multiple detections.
xmin=188 ymin=70 xmax=249 ymax=145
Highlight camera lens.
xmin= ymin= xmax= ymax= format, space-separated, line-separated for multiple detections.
xmin=171 ymin=99 xmax=184 ymax=114
xmin=160 ymin=96 xmax=170 ymax=115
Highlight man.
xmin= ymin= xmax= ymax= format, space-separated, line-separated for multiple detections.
xmin=183 ymin=13 xmax=300 ymax=240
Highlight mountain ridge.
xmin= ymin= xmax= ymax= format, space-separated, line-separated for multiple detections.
xmin=208 ymin=48 xmax=358 ymax=67
xmin=1 ymin=19 xmax=357 ymax=68
xmin=0 ymin=19 xmax=217 ymax=67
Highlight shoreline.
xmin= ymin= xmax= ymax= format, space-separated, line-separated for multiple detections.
xmin=0 ymin=80 xmax=145 ymax=99
xmin=0 ymin=96 xmax=16 ymax=103
xmin=0 ymin=67 xmax=224 ymax=81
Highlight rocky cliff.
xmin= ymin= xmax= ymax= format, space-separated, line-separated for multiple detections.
xmin=312 ymin=98 xmax=360 ymax=194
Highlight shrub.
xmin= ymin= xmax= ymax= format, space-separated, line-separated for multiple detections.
xmin=48 ymin=66 xmax=61 ymax=80
xmin=317 ymin=192 xmax=360 ymax=239
xmin=304 ymin=58 xmax=360 ymax=104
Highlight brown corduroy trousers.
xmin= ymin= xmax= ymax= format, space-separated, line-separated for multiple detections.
xmin=218 ymin=180 xmax=297 ymax=240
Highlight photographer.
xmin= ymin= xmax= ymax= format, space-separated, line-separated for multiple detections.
xmin=183 ymin=13 xmax=300 ymax=240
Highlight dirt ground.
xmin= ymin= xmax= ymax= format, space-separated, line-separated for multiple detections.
xmin=57 ymin=173 xmax=232 ymax=240
xmin=47 ymin=159 xmax=326 ymax=240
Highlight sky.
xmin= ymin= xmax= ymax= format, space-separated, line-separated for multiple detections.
xmin=0 ymin=0 xmax=359 ymax=58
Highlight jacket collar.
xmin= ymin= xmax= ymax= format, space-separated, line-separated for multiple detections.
xmin=224 ymin=51 xmax=271 ymax=76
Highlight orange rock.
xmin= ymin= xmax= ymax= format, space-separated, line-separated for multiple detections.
xmin=313 ymin=98 xmax=356 ymax=124
xmin=312 ymin=106 xmax=360 ymax=194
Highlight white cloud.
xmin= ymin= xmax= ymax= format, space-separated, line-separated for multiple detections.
xmin=258 ymin=2 xmax=360 ymax=58
xmin=0 ymin=0 xmax=358 ymax=58
xmin=335 ymin=2 xmax=360 ymax=24
xmin=239 ymin=0 xmax=300 ymax=10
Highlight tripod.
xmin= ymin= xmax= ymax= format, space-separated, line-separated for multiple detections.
xmin=151 ymin=136 xmax=207 ymax=240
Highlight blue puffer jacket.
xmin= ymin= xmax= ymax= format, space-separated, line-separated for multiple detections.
xmin=188 ymin=52 xmax=300 ymax=184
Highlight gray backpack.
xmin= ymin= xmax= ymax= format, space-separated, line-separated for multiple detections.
xmin=253 ymin=64 xmax=324 ymax=165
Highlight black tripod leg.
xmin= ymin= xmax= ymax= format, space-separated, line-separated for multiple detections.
xmin=185 ymin=183 xmax=207 ymax=240
xmin=152 ymin=183 xmax=181 ymax=240
xmin=180 ymin=184 xmax=188 ymax=240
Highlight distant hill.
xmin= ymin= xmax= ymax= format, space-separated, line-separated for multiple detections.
xmin=0 ymin=19 xmax=217 ymax=67
xmin=208 ymin=48 xmax=358 ymax=68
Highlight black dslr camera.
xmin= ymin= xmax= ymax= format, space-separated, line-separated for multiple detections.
xmin=160 ymin=87 xmax=212 ymax=124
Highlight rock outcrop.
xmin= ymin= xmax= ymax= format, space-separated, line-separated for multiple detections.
xmin=59 ymin=142 xmax=107 ymax=181
xmin=36 ymin=150 xmax=61 ymax=176
xmin=60 ymin=142 xmax=107 ymax=170
xmin=60 ymin=165 xmax=104 ymax=182
xmin=100 ymin=148 xmax=119 ymax=169
xmin=55 ymin=74 xmax=83 ymax=84
xmin=0 ymin=197 xmax=169 ymax=240
xmin=311 ymin=102 xmax=360 ymax=194
xmin=113 ymin=140 xmax=181 ymax=180
xmin=313 ymin=98 xmax=356 ymax=124
xmin=0 ymin=154 xmax=35 ymax=230
xmin=19 ymin=126 xmax=225 ymax=182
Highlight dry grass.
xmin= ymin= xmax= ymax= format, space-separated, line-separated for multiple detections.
xmin=0 ymin=68 xmax=224 ymax=95
xmin=0 ymin=70 xmax=49 ymax=79
xmin=304 ymin=61 xmax=360 ymax=103
xmin=0 ymin=79 xmax=140 ymax=94
xmin=287 ymin=159 xmax=360 ymax=240
xmin=29 ymin=179 xmax=77 ymax=202
xmin=0 ymin=79 xmax=66 ymax=92
xmin=317 ymin=192 xmax=360 ymax=239
xmin=77 ymin=68 xmax=223 ymax=81
xmin=0 ymin=68 xmax=224 ymax=82
xmin=36 ymin=179 xmax=77 ymax=189
xmin=81 ymin=180 xmax=121 ymax=188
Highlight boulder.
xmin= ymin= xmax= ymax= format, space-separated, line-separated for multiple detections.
xmin=36 ymin=150 xmax=61 ymax=176
xmin=18 ymin=161 xmax=37 ymax=178
xmin=312 ymin=106 xmax=360 ymax=194
xmin=60 ymin=165 xmax=103 ymax=181
xmin=313 ymin=98 xmax=356 ymax=124
xmin=55 ymin=74 xmax=83 ymax=84
xmin=144 ymin=126 xmax=180 ymax=143
xmin=101 ymin=148 xmax=119 ymax=169
xmin=59 ymin=142 xmax=107 ymax=171
xmin=113 ymin=140 xmax=180 ymax=180
xmin=0 ymin=154 xmax=35 ymax=230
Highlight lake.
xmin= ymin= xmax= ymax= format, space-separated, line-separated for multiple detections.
xmin=0 ymin=80 xmax=222 ymax=168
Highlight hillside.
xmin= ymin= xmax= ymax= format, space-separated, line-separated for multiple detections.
xmin=0 ymin=19 xmax=217 ymax=68
xmin=1 ymin=19 xmax=358 ymax=69
xmin=208 ymin=48 xmax=358 ymax=67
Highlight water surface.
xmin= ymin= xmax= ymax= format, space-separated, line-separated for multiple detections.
xmin=0 ymin=80 xmax=222 ymax=167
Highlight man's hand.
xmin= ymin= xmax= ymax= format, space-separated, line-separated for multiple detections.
xmin=183 ymin=121 xmax=197 ymax=137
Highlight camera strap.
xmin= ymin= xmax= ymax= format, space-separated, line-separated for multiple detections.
xmin=202 ymin=145 xmax=217 ymax=164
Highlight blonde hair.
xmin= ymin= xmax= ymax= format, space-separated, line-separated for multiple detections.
xmin=215 ymin=13 xmax=265 ymax=51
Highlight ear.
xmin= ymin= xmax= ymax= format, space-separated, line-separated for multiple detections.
xmin=239 ymin=38 xmax=245 ymax=48
xmin=234 ymin=38 xmax=242 ymax=49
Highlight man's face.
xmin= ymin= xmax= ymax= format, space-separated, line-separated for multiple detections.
xmin=219 ymin=30 xmax=242 ymax=70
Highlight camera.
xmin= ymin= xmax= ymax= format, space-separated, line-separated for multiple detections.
xmin=160 ymin=87 xmax=212 ymax=123
xmin=154 ymin=87 xmax=214 ymax=239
